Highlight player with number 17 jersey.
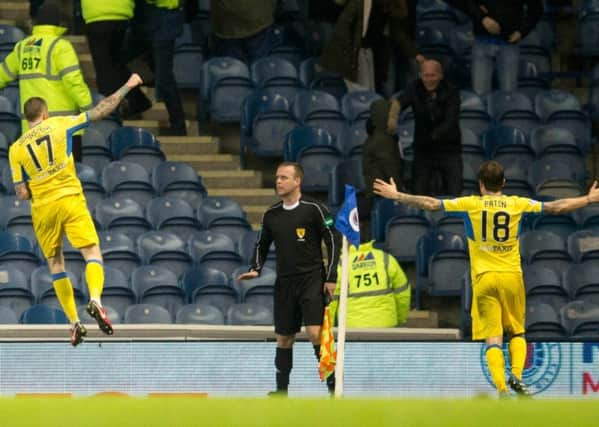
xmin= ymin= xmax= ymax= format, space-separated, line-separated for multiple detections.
xmin=442 ymin=195 xmax=543 ymax=277
xmin=9 ymin=113 xmax=88 ymax=206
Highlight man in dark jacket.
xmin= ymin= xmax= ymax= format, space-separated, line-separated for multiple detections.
xmin=448 ymin=0 xmax=544 ymax=95
xmin=362 ymin=98 xmax=402 ymax=197
xmin=396 ymin=60 xmax=462 ymax=196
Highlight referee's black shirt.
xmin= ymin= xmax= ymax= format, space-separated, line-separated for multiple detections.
xmin=250 ymin=196 xmax=340 ymax=283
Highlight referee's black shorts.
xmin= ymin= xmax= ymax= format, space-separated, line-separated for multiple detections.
xmin=273 ymin=269 xmax=325 ymax=335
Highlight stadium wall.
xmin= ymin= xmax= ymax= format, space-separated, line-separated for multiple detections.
xmin=0 ymin=340 xmax=598 ymax=398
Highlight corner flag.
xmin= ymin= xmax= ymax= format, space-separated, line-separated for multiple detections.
xmin=334 ymin=185 xmax=360 ymax=248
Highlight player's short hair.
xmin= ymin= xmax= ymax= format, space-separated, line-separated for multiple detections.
xmin=24 ymin=97 xmax=48 ymax=122
xmin=277 ymin=161 xmax=304 ymax=181
xmin=478 ymin=160 xmax=505 ymax=192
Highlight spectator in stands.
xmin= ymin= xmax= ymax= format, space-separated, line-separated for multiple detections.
xmin=237 ymin=162 xmax=340 ymax=397
xmin=448 ymin=0 xmax=544 ymax=96
xmin=9 ymin=74 xmax=144 ymax=346
xmin=393 ymin=59 xmax=462 ymax=196
xmin=123 ymin=0 xmax=186 ymax=135
xmin=389 ymin=0 xmax=421 ymax=90
xmin=373 ymin=160 xmax=599 ymax=397
xmin=81 ymin=0 xmax=152 ymax=118
xmin=362 ymin=98 xmax=403 ymax=197
xmin=0 ymin=2 xmax=92 ymax=161
xmin=210 ymin=1 xmax=276 ymax=64
xmin=320 ymin=0 xmax=400 ymax=92
xmin=329 ymin=239 xmax=410 ymax=327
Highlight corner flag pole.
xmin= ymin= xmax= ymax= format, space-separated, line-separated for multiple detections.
xmin=334 ymin=235 xmax=350 ymax=398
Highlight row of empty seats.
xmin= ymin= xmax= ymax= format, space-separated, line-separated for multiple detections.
xmin=0 ymin=302 xmax=273 ymax=326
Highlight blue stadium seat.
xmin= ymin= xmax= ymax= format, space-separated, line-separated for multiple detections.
xmin=341 ymin=91 xmax=383 ymax=123
xmin=137 ymin=231 xmax=192 ymax=278
xmin=240 ymin=90 xmax=299 ymax=165
xmin=528 ymin=159 xmax=583 ymax=198
xmin=146 ymin=197 xmax=203 ymax=241
xmin=0 ymin=306 xmax=18 ymax=324
xmin=0 ymin=195 xmax=33 ymax=239
xmin=576 ymin=11 xmax=599 ymax=58
xmin=486 ymin=90 xmax=540 ymax=137
xmin=250 ymin=56 xmax=303 ymax=102
xmin=560 ymin=300 xmax=599 ymax=339
xmin=84 ymin=265 xmax=134 ymax=316
xmin=98 ymin=231 xmax=141 ymax=278
xmin=530 ymin=126 xmax=585 ymax=173
xmin=77 ymin=304 xmax=121 ymax=325
xmin=237 ymin=229 xmax=277 ymax=269
xmin=481 ymin=125 xmax=533 ymax=165
xmin=188 ymin=231 xmax=244 ymax=278
xmin=0 ymin=95 xmax=16 ymax=115
xmin=0 ymin=24 xmax=25 ymax=49
xmin=459 ymin=90 xmax=492 ymax=137
xmin=574 ymin=204 xmax=599 ymax=232
xmin=232 ymin=266 xmax=276 ymax=311
xmin=567 ymin=230 xmax=599 ymax=264
xmin=525 ymin=302 xmax=567 ymax=339
xmin=226 ymin=303 xmax=273 ymax=326
xmin=175 ymin=303 xmax=225 ymax=325
xmin=76 ymin=162 xmax=106 ymax=209
xmin=174 ymin=50 xmax=204 ymax=88
xmin=292 ymin=90 xmax=346 ymax=140
xmin=109 ymin=127 xmax=165 ymax=173
xmin=0 ymin=231 xmax=40 ymax=272
xmin=531 ymin=213 xmax=578 ymax=241
xmin=81 ymin=127 xmax=113 ymax=174
xmin=101 ymin=161 xmax=155 ymax=206
xmin=461 ymin=127 xmax=486 ymax=171
xmin=0 ymin=85 xmax=19 ymax=115
xmin=338 ymin=121 xmax=367 ymax=158
xmin=328 ymin=158 xmax=366 ymax=215
xmin=131 ymin=265 xmax=185 ymax=315
xmin=523 ymin=265 xmax=568 ymax=311
xmin=60 ymin=238 xmax=87 ymax=280
xmin=151 ymin=161 xmax=207 ymax=207
xmin=201 ymin=57 xmax=255 ymax=122
xmin=0 ymin=95 xmax=20 ymax=141
xmin=519 ymin=230 xmax=572 ymax=274
xmin=284 ymin=126 xmax=342 ymax=192
xmin=535 ymin=90 xmax=592 ymax=152
xmin=415 ymin=231 xmax=468 ymax=308
xmin=0 ymin=266 xmax=33 ymax=318
xmin=20 ymin=304 xmax=68 ymax=324
xmin=197 ymin=196 xmax=251 ymax=242
xmin=181 ymin=266 xmax=238 ymax=312
xmin=300 ymin=57 xmax=347 ymax=99
xmin=123 ymin=304 xmax=172 ymax=324
xmin=95 ymin=197 xmax=151 ymax=241
xmin=30 ymin=266 xmax=85 ymax=307
xmin=565 ymin=263 xmax=599 ymax=306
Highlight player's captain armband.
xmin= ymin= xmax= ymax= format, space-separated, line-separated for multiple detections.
xmin=324 ymin=217 xmax=334 ymax=227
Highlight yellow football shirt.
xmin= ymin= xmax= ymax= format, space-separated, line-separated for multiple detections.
xmin=9 ymin=113 xmax=89 ymax=206
xmin=442 ymin=195 xmax=543 ymax=277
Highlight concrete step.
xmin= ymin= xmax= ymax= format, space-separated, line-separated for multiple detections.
xmin=208 ymin=188 xmax=278 ymax=205
xmin=0 ymin=2 xmax=28 ymax=26
xmin=405 ymin=310 xmax=439 ymax=328
xmin=244 ymin=205 xmax=271 ymax=224
xmin=202 ymin=170 xmax=262 ymax=188
xmin=65 ymin=35 xmax=89 ymax=55
xmin=165 ymin=153 xmax=239 ymax=170
xmin=161 ymin=136 xmax=219 ymax=155
xmin=141 ymin=102 xmax=167 ymax=121
xmin=79 ymin=54 xmax=95 ymax=79
xmin=122 ymin=119 xmax=161 ymax=135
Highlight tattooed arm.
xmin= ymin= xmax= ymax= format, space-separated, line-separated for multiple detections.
xmin=373 ymin=177 xmax=442 ymax=211
xmin=88 ymin=73 xmax=143 ymax=121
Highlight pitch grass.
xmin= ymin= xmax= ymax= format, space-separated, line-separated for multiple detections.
xmin=0 ymin=397 xmax=597 ymax=427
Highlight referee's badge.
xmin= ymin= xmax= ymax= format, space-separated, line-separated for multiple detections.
xmin=296 ymin=227 xmax=306 ymax=241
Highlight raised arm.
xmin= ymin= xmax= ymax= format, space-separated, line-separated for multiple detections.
xmin=88 ymin=74 xmax=143 ymax=122
xmin=543 ymin=181 xmax=599 ymax=214
xmin=373 ymin=177 xmax=442 ymax=211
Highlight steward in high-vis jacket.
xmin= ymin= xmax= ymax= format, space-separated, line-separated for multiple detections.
xmin=0 ymin=2 xmax=92 ymax=160
xmin=330 ymin=241 xmax=411 ymax=327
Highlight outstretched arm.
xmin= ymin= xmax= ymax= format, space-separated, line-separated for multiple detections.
xmin=88 ymin=74 xmax=143 ymax=121
xmin=543 ymin=181 xmax=599 ymax=214
xmin=373 ymin=178 xmax=442 ymax=211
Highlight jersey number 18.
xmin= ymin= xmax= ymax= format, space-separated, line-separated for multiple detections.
xmin=481 ymin=210 xmax=510 ymax=242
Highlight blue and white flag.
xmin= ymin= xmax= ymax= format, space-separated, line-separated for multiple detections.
xmin=335 ymin=185 xmax=360 ymax=248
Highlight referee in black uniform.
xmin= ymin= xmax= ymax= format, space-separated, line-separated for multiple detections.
xmin=237 ymin=162 xmax=340 ymax=396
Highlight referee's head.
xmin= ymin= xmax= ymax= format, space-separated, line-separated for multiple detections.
xmin=276 ymin=162 xmax=303 ymax=198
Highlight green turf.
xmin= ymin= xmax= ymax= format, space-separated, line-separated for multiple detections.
xmin=0 ymin=397 xmax=597 ymax=427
